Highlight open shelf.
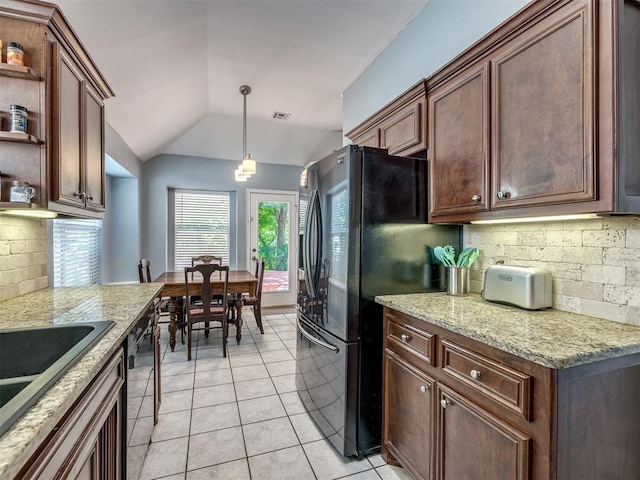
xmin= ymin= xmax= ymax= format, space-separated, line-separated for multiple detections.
xmin=0 ymin=63 xmax=39 ymax=80
xmin=0 ymin=131 xmax=42 ymax=144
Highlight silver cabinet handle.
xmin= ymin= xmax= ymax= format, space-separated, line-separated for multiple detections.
xmin=497 ymin=191 xmax=509 ymax=200
xmin=470 ymin=369 xmax=481 ymax=380
xmin=440 ymin=398 xmax=450 ymax=409
xmin=420 ymin=385 xmax=429 ymax=393
xmin=400 ymin=334 xmax=410 ymax=342
xmin=471 ymin=194 xmax=481 ymax=202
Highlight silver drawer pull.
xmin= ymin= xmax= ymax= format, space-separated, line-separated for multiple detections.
xmin=400 ymin=334 xmax=410 ymax=342
xmin=420 ymin=385 xmax=429 ymax=393
xmin=440 ymin=398 xmax=450 ymax=409
xmin=470 ymin=369 xmax=481 ymax=380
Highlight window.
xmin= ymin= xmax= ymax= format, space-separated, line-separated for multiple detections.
xmin=53 ymin=219 xmax=102 ymax=287
xmin=173 ymin=190 xmax=231 ymax=269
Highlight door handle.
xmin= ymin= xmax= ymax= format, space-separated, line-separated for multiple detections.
xmin=297 ymin=318 xmax=339 ymax=352
xmin=251 ymin=256 xmax=257 ymax=261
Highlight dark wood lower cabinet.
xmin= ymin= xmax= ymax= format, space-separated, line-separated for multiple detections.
xmin=382 ymin=306 xmax=640 ymax=480
xmin=437 ymin=385 xmax=530 ymax=480
xmin=17 ymin=348 xmax=124 ymax=480
xmin=383 ymin=349 xmax=434 ymax=480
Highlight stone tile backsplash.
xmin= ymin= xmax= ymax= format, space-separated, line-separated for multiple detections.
xmin=465 ymin=216 xmax=640 ymax=325
xmin=0 ymin=216 xmax=48 ymax=302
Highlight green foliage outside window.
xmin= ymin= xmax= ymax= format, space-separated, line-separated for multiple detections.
xmin=258 ymin=202 xmax=289 ymax=271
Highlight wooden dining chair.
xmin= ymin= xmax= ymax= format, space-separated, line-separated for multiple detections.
xmin=138 ymin=259 xmax=152 ymax=283
xmin=243 ymin=258 xmax=265 ymax=334
xmin=191 ymin=255 xmax=224 ymax=304
xmin=139 ymin=259 xmax=183 ymax=341
xmin=184 ymin=263 xmax=231 ymax=360
xmin=191 ymin=255 xmax=223 ymax=266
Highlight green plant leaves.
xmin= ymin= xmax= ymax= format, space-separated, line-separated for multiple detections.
xmin=434 ymin=245 xmax=479 ymax=268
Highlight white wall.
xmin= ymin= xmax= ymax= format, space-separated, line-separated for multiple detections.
xmin=103 ymin=176 xmax=140 ymax=283
xmin=106 ymin=124 xmax=142 ymax=179
xmin=342 ymin=0 xmax=530 ymax=132
xmin=104 ymin=122 xmax=143 ymax=283
xmin=141 ymin=154 xmax=305 ymax=276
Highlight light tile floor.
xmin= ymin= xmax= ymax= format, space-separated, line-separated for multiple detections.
xmin=134 ymin=308 xmax=412 ymax=480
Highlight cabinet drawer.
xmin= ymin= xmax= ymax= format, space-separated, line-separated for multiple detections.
xmin=441 ymin=339 xmax=531 ymax=420
xmin=387 ymin=313 xmax=435 ymax=366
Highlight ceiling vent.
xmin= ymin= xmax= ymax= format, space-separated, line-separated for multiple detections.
xmin=272 ymin=111 xmax=292 ymax=120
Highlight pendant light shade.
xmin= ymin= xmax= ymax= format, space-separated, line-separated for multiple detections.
xmin=242 ymin=154 xmax=256 ymax=175
xmin=235 ymin=84 xmax=256 ymax=181
xmin=234 ymin=166 xmax=248 ymax=182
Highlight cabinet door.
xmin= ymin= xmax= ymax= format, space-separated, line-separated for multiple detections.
xmin=383 ymin=349 xmax=434 ymax=480
xmin=52 ymin=43 xmax=85 ymax=208
xmin=380 ymin=96 xmax=426 ymax=156
xmin=21 ymin=349 xmax=124 ymax=480
xmin=85 ymin=86 xmax=105 ymax=211
xmin=428 ymin=63 xmax=489 ymax=220
xmin=491 ymin=1 xmax=595 ymax=209
xmin=352 ymin=129 xmax=379 ymax=149
xmin=437 ymin=385 xmax=530 ymax=480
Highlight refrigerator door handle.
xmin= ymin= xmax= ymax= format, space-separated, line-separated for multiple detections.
xmin=304 ymin=190 xmax=322 ymax=298
xmin=297 ymin=317 xmax=339 ymax=352
xmin=312 ymin=190 xmax=322 ymax=296
xmin=303 ymin=190 xmax=316 ymax=297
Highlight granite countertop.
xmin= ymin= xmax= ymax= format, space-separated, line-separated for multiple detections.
xmin=0 ymin=283 xmax=164 ymax=480
xmin=375 ymin=292 xmax=640 ymax=369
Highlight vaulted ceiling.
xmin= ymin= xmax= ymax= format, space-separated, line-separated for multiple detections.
xmin=56 ymin=0 xmax=428 ymax=167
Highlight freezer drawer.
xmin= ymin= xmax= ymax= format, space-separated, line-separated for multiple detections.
xmin=295 ymin=314 xmax=359 ymax=456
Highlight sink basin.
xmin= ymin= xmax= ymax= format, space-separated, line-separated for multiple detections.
xmin=0 ymin=321 xmax=114 ymax=438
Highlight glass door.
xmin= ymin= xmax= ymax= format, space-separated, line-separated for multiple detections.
xmin=248 ymin=190 xmax=298 ymax=306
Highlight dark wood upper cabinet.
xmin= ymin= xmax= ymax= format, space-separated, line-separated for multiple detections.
xmin=51 ymin=40 xmax=108 ymax=215
xmin=52 ymin=44 xmax=85 ymax=209
xmin=0 ymin=0 xmax=113 ymax=218
xmin=427 ymin=0 xmax=640 ymax=223
xmin=491 ymin=1 xmax=594 ymax=210
xmin=346 ymin=80 xmax=427 ymax=157
xmin=84 ymin=85 xmax=106 ymax=211
xmin=428 ymin=63 xmax=489 ymax=217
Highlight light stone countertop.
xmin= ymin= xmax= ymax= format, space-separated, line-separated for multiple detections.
xmin=375 ymin=292 xmax=640 ymax=369
xmin=0 ymin=283 xmax=164 ymax=480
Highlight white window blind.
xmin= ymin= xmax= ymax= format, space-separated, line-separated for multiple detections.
xmin=174 ymin=190 xmax=230 ymax=269
xmin=53 ymin=219 xmax=102 ymax=287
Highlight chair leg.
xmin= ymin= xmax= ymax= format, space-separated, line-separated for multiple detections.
xmin=222 ymin=316 xmax=227 ymax=358
xmin=254 ymin=304 xmax=264 ymax=334
xmin=187 ymin=321 xmax=193 ymax=361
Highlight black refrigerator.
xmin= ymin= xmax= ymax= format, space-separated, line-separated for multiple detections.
xmin=295 ymin=145 xmax=461 ymax=457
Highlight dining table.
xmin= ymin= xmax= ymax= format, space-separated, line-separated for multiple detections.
xmin=153 ymin=269 xmax=258 ymax=351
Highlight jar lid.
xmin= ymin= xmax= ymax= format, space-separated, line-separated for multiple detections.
xmin=10 ymin=104 xmax=28 ymax=114
xmin=7 ymin=42 xmax=23 ymax=50
xmin=11 ymin=181 xmax=30 ymax=186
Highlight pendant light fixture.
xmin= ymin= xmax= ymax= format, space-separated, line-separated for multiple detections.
xmin=235 ymin=84 xmax=256 ymax=181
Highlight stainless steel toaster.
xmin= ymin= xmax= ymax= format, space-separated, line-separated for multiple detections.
xmin=482 ymin=265 xmax=552 ymax=310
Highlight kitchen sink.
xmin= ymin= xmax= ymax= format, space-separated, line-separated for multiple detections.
xmin=0 ymin=321 xmax=114 ymax=438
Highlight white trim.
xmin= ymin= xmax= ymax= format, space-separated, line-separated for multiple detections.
xmin=246 ymin=189 xmax=299 ymax=307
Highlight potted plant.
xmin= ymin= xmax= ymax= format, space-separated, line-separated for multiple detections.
xmin=433 ymin=245 xmax=479 ymax=295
